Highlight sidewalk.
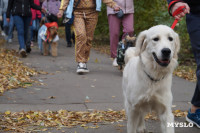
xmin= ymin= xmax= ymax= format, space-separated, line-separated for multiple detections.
xmin=0 ymin=36 xmax=199 ymax=132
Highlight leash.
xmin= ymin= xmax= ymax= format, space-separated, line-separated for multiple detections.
xmin=171 ymin=6 xmax=186 ymax=29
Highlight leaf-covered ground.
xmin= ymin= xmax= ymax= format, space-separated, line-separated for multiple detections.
xmin=0 ymin=48 xmax=47 ymax=95
xmin=0 ymin=109 xmax=187 ymax=132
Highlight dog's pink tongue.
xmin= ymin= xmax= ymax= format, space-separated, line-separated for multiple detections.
xmin=160 ymin=60 xmax=170 ymax=63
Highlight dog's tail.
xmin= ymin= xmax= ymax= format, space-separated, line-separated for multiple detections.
xmin=124 ymin=47 xmax=137 ymax=64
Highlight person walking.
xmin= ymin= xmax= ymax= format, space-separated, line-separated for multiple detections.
xmin=57 ymin=0 xmax=120 ymax=74
xmin=30 ymin=0 xmax=42 ymax=46
xmin=107 ymin=0 xmax=134 ymax=67
xmin=42 ymin=0 xmax=60 ymax=22
xmin=167 ymin=0 xmax=200 ymax=128
xmin=6 ymin=0 xmax=46 ymax=57
xmin=0 ymin=0 xmax=14 ymax=42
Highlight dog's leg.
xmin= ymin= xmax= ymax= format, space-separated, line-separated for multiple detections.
xmin=159 ymin=108 xmax=174 ymax=133
xmin=43 ymin=42 xmax=49 ymax=56
xmin=126 ymin=106 xmax=140 ymax=133
xmin=51 ymin=42 xmax=58 ymax=57
xmin=137 ymin=114 xmax=147 ymax=133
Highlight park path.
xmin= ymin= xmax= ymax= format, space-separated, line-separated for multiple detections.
xmin=0 ymin=36 xmax=199 ymax=133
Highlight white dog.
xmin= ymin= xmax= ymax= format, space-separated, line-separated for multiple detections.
xmin=123 ymin=25 xmax=180 ymax=133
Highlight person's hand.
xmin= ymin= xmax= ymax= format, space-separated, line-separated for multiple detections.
xmin=57 ymin=10 xmax=64 ymax=18
xmin=114 ymin=6 xmax=120 ymax=11
xmin=41 ymin=8 xmax=46 ymax=14
xmin=6 ymin=18 xmax=10 ymax=22
xmin=0 ymin=16 xmax=2 ymax=21
xmin=171 ymin=2 xmax=190 ymax=20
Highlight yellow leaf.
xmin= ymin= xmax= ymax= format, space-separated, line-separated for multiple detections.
xmin=26 ymin=115 xmax=31 ymax=119
xmin=5 ymin=110 xmax=11 ymax=115
xmin=95 ymin=58 xmax=99 ymax=63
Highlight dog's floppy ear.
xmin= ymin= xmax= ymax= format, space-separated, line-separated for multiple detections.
xmin=135 ymin=30 xmax=148 ymax=56
xmin=173 ymin=32 xmax=180 ymax=59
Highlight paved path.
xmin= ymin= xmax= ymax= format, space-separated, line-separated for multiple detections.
xmin=0 ymin=37 xmax=199 ymax=132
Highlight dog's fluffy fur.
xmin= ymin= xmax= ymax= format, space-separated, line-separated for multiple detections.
xmin=40 ymin=17 xmax=58 ymax=57
xmin=123 ymin=25 xmax=180 ymax=133
xmin=43 ymin=26 xmax=58 ymax=56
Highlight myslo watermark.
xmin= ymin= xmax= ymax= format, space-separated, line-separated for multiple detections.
xmin=167 ymin=122 xmax=194 ymax=127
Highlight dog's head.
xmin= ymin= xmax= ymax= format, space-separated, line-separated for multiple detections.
xmin=48 ymin=26 xmax=58 ymax=42
xmin=123 ymin=35 xmax=136 ymax=48
xmin=44 ymin=22 xmax=58 ymax=42
xmin=135 ymin=25 xmax=180 ymax=67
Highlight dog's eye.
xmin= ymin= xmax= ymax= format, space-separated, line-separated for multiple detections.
xmin=168 ymin=37 xmax=173 ymax=41
xmin=153 ymin=37 xmax=159 ymax=41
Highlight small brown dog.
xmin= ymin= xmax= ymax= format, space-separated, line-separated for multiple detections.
xmin=42 ymin=22 xmax=59 ymax=57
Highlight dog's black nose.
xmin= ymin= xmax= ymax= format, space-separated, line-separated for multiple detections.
xmin=161 ymin=48 xmax=171 ymax=57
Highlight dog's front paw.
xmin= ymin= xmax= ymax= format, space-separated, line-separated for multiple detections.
xmin=137 ymin=128 xmax=148 ymax=133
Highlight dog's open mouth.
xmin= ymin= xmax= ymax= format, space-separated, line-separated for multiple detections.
xmin=152 ymin=52 xmax=170 ymax=67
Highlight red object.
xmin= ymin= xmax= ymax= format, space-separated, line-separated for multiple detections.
xmin=171 ymin=6 xmax=185 ymax=29
xmin=44 ymin=22 xmax=58 ymax=42
xmin=31 ymin=0 xmax=41 ymax=20
xmin=45 ymin=22 xmax=58 ymax=29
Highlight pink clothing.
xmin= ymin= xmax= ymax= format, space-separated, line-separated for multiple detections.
xmin=107 ymin=0 xmax=134 ymax=15
xmin=108 ymin=14 xmax=134 ymax=58
xmin=31 ymin=0 xmax=41 ymax=20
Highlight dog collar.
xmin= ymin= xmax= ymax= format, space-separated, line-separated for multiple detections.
xmin=143 ymin=70 xmax=165 ymax=82
xmin=139 ymin=55 xmax=165 ymax=82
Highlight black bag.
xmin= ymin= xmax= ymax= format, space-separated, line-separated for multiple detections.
xmin=46 ymin=13 xmax=58 ymax=22
xmin=46 ymin=1 xmax=58 ymax=22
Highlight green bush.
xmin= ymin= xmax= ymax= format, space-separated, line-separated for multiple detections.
xmin=95 ymin=0 xmax=192 ymax=60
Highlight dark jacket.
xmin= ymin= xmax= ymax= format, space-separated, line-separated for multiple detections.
xmin=6 ymin=0 xmax=42 ymax=18
xmin=167 ymin=0 xmax=200 ymax=14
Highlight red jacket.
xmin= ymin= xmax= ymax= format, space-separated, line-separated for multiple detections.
xmin=31 ymin=0 xmax=42 ymax=20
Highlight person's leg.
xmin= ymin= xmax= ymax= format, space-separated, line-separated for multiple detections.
xmin=108 ymin=14 xmax=121 ymax=58
xmin=84 ymin=11 xmax=98 ymax=61
xmin=186 ymin=13 xmax=200 ymax=110
xmin=13 ymin=15 xmax=26 ymax=50
xmin=65 ymin=23 xmax=72 ymax=47
xmin=35 ymin=19 xmax=40 ymax=41
xmin=73 ymin=14 xmax=87 ymax=63
xmin=3 ymin=13 xmax=9 ymax=37
xmin=185 ymin=13 xmax=200 ymax=127
xmin=7 ymin=15 xmax=14 ymax=41
xmin=122 ymin=13 xmax=134 ymax=39
xmin=189 ymin=31 xmax=200 ymax=108
xmin=24 ymin=16 xmax=32 ymax=48
xmin=38 ymin=27 xmax=43 ymax=54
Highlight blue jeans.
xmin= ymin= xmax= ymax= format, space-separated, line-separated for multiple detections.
xmin=31 ymin=19 xmax=40 ymax=41
xmin=13 ymin=16 xmax=31 ymax=50
xmin=3 ymin=13 xmax=14 ymax=40
xmin=186 ymin=13 xmax=200 ymax=107
xmin=38 ymin=26 xmax=43 ymax=53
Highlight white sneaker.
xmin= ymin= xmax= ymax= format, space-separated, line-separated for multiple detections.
xmin=1 ymin=31 xmax=6 ymax=36
xmin=8 ymin=39 xmax=12 ymax=43
xmin=19 ymin=49 xmax=27 ymax=58
xmin=112 ymin=58 xmax=118 ymax=67
xmin=77 ymin=63 xmax=89 ymax=74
